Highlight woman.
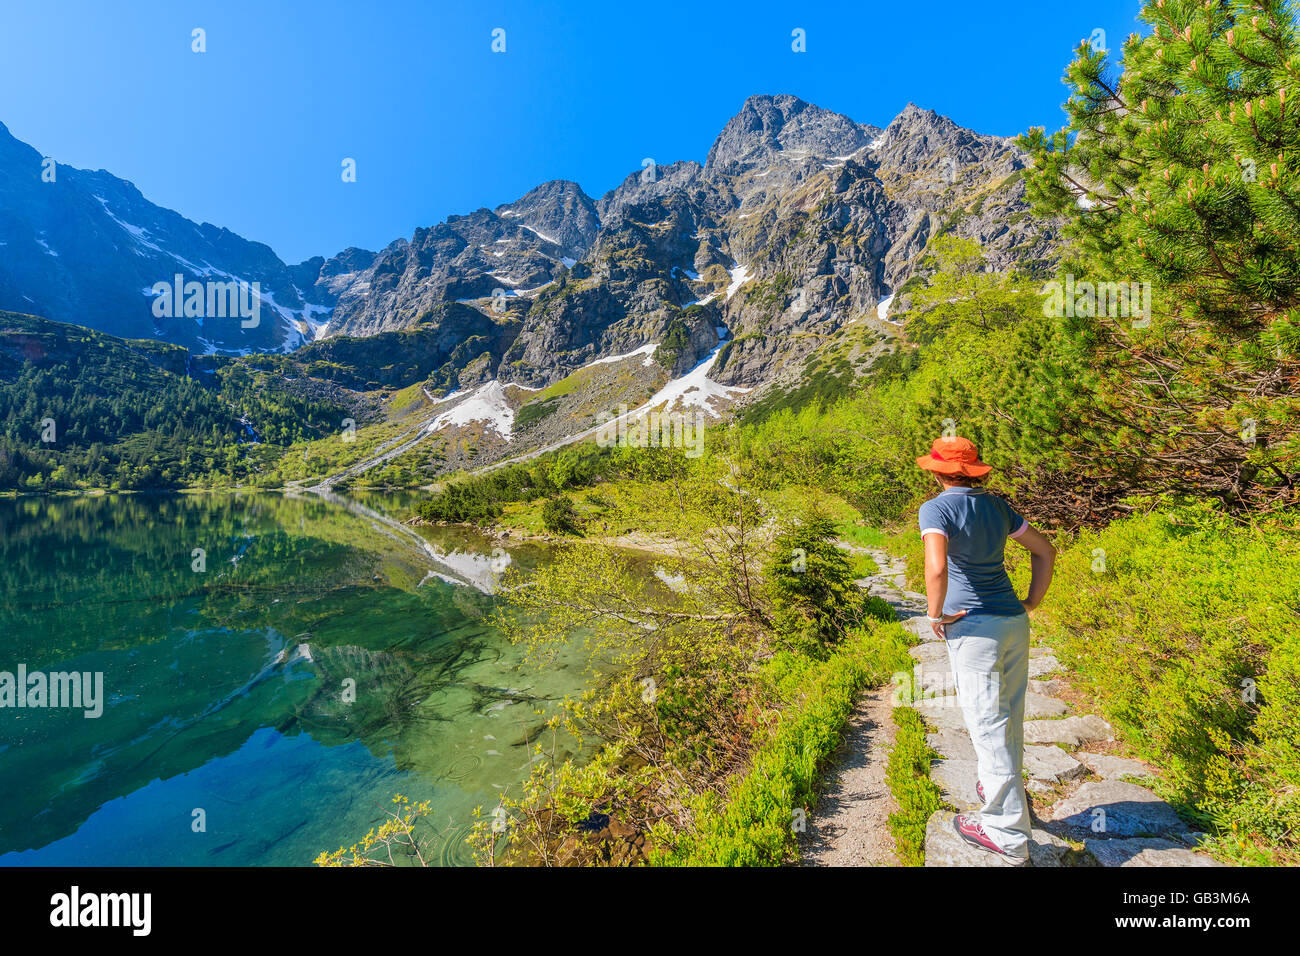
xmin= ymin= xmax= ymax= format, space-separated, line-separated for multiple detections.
xmin=916 ymin=435 xmax=1056 ymax=864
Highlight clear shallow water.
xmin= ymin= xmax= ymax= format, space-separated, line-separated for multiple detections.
xmin=0 ymin=492 xmax=602 ymax=866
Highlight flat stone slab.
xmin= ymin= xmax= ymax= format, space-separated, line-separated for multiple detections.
xmin=930 ymin=758 xmax=980 ymax=810
xmin=867 ymin=585 xmax=906 ymax=602
xmin=1024 ymin=744 xmax=1086 ymax=783
xmin=924 ymin=812 xmax=1071 ymax=867
xmin=1028 ymin=827 xmax=1078 ymax=867
xmin=1085 ymin=837 xmax=1223 ymax=867
xmin=1029 ymin=655 xmax=1063 ymax=678
xmin=1078 ymin=752 xmax=1153 ymax=781
xmin=927 ymin=729 xmax=975 ymax=762
xmin=1031 ymin=678 xmax=1068 ymax=698
xmin=911 ymin=665 xmax=955 ymax=699
xmin=1025 ymin=692 xmax=1069 ymax=718
xmin=909 ymin=642 xmax=949 ymax=664
xmin=912 ymin=697 xmax=968 ymax=732
xmin=907 ymin=644 xmax=954 ymax=698
xmin=924 ymin=812 xmax=1021 ymax=867
xmin=1024 ymin=715 xmax=1113 ymax=747
xmin=1048 ymin=781 xmax=1195 ymax=838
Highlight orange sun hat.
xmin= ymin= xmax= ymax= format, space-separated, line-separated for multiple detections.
xmin=916 ymin=435 xmax=993 ymax=477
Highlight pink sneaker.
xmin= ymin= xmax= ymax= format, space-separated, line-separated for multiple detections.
xmin=953 ymin=814 xmax=1007 ymax=856
xmin=976 ymin=780 xmax=986 ymax=804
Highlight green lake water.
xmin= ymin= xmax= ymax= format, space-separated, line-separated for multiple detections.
xmin=0 ymin=491 xmax=605 ymax=866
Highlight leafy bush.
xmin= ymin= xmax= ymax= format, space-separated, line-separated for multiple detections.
xmin=515 ymin=396 xmax=560 ymax=430
xmin=1029 ymin=501 xmax=1300 ymax=864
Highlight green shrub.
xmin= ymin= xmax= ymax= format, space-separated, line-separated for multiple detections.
xmin=764 ymin=511 xmax=864 ymax=653
xmin=1030 ymin=501 xmax=1300 ymax=865
xmin=515 ymin=396 xmax=560 ymax=430
xmin=541 ymin=495 xmax=582 ymax=535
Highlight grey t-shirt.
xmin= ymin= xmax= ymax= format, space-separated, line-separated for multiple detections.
xmin=918 ymin=487 xmax=1028 ymax=616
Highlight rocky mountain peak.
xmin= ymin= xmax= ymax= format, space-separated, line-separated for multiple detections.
xmin=876 ymin=102 xmax=1017 ymax=169
xmin=704 ymin=94 xmax=883 ymax=175
xmin=495 ymin=179 xmax=599 ymax=257
xmin=597 ymin=160 xmax=703 ymax=225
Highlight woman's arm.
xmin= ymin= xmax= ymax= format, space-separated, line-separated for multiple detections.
xmin=923 ymin=532 xmax=967 ymax=639
xmin=1011 ymin=524 xmax=1057 ymax=612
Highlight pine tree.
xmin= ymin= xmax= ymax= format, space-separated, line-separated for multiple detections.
xmin=1019 ymin=0 xmax=1300 ymax=509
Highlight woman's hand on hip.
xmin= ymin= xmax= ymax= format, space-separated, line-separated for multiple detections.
xmin=930 ymin=609 xmax=968 ymax=640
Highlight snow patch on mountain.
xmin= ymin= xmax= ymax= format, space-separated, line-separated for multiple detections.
xmin=643 ymin=343 xmax=750 ymax=415
xmin=428 ymin=380 xmax=515 ymax=439
xmin=521 ymin=224 xmax=560 ymax=245
xmin=726 ymin=264 xmax=752 ymax=300
xmin=584 ymin=342 xmax=659 ymax=369
xmin=876 ymin=293 xmax=895 ymax=321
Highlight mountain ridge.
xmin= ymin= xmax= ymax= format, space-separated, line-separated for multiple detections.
xmin=0 ymin=94 xmax=1057 ymax=408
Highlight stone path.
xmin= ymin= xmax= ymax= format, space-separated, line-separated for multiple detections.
xmin=808 ymin=544 xmax=1223 ymax=868
xmin=797 ymin=686 xmax=902 ymax=866
xmin=797 ymin=543 xmax=922 ymax=866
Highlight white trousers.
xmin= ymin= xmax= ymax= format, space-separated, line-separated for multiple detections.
xmin=944 ymin=612 xmax=1032 ymax=858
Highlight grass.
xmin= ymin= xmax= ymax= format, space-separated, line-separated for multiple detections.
xmin=514 ymin=396 xmax=560 ymax=430
xmin=886 ymin=705 xmax=947 ymax=865
xmin=387 ymin=382 xmax=423 ymax=411
xmin=835 ymin=523 xmax=888 ymax=549
xmin=758 ymin=485 xmax=860 ymax=524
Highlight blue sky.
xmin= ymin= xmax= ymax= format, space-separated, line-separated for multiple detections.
xmin=0 ymin=0 xmax=1147 ymax=264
